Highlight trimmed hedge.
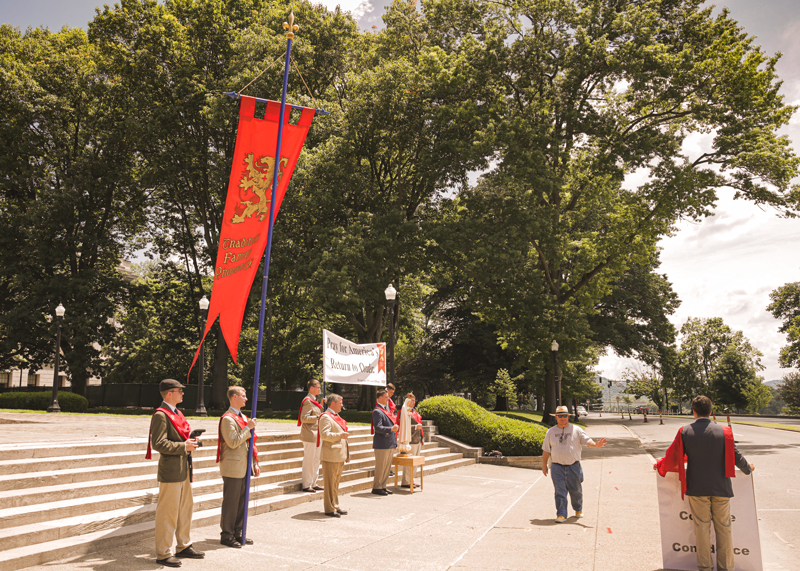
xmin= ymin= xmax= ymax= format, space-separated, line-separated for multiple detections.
xmin=417 ymin=395 xmax=547 ymax=456
xmin=0 ymin=391 xmax=89 ymax=413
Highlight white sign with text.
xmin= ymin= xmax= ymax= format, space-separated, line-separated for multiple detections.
xmin=322 ymin=329 xmax=387 ymax=387
xmin=657 ymin=470 xmax=763 ymax=571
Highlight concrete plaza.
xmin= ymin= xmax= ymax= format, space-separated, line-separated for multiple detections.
xmin=2 ymin=414 xmax=668 ymax=571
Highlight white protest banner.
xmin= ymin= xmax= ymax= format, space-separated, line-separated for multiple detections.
xmin=322 ymin=329 xmax=387 ymax=387
xmin=657 ymin=471 xmax=763 ymax=571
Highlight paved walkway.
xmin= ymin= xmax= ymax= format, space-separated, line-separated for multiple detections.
xmin=2 ymin=413 xmax=666 ymax=571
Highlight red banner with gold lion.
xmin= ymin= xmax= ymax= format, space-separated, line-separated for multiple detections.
xmin=192 ymin=96 xmax=316 ymax=366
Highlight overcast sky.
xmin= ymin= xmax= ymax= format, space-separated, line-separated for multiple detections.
xmin=2 ymin=0 xmax=798 ymax=382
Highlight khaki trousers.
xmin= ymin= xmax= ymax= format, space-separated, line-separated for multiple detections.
xmin=373 ymin=449 xmax=394 ymax=490
xmin=301 ymin=440 xmax=321 ymax=489
xmin=688 ymin=495 xmax=734 ymax=571
xmin=155 ymin=476 xmax=193 ymax=559
xmin=322 ymin=460 xmax=344 ymax=513
xmin=401 ymin=442 xmax=422 ymax=485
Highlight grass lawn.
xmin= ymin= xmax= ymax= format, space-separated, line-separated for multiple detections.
xmin=732 ymin=421 xmax=800 ymax=433
xmin=494 ymin=410 xmax=587 ymax=428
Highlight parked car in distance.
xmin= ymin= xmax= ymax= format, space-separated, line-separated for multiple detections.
xmin=576 ymin=406 xmax=588 ymax=417
xmin=633 ymin=406 xmax=649 ymax=414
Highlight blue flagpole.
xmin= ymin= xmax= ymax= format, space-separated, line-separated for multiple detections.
xmin=240 ymin=12 xmax=298 ymax=545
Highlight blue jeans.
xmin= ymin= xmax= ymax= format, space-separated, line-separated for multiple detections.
xmin=551 ymin=462 xmax=583 ymax=517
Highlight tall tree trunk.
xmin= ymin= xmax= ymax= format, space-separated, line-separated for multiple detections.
xmin=544 ymin=367 xmax=557 ymax=425
xmin=495 ymin=395 xmax=509 ymax=412
xmin=71 ymin=371 xmax=88 ymax=398
xmin=210 ymin=328 xmax=228 ymax=409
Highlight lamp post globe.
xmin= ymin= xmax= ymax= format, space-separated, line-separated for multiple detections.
xmin=196 ymin=295 xmax=209 ymax=417
xmin=47 ymin=303 xmax=66 ymax=413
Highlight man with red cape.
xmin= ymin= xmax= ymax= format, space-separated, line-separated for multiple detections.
xmin=655 ymin=395 xmax=754 ymax=571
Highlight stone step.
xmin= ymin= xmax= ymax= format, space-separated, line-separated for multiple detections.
xmin=0 ymin=441 xmax=449 ymax=511
xmin=0 ymin=434 xmax=378 ymax=488
xmin=0 ymin=427 xmax=376 ymax=463
xmin=0 ymin=455 xmax=475 ymax=571
xmin=0 ymin=429 xmax=378 ymax=476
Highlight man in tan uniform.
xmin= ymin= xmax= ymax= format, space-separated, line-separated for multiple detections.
xmin=298 ymin=379 xmax=323 ymax=493
xmin=318 ymin=393 xmax=350 ymax=517
xmin=147 ymin=379 xmax=204 ymax=567
xmin=217 ymin=386 xmax=260 ymax=548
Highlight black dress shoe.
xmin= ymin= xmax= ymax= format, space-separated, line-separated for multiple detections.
xmin=371 ymin=489 xmax=388 ymax=495
xmin=237 ymin=537 xmax=254 ymax=545
xmin=384 ymin=489 xmax=393 ymax=494
xmin=313 ymin=485 xmax=324 ymax=491
xmin=175 ymin=546 xmax=204 ymax=559
xmin=156 ymin=557 xmax=182 ymax=567
xmin=336 ymin=509 xmax=348 ymax=515
xmin=220 ymin=538 xmax=242 ymax=548
xmin=325 ymin=511 xmax=341 ymax=517
xmin=400 ymin=484 xmax=411 ymax=488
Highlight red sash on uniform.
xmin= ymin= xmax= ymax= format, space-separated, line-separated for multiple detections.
xmin=317 ymin=411 xmax=348 ymax=447
xmin=411 ymin=409 xmax=424 ymax=438
xmin=297 ymin=396 xmax=322 ymax=426
xmin=146 ymin=406 xmax=191 ymax=459
xmin=655 ymin=425 xmax=736 ymax=499
xmin=388 ymin=398 xmax=396 ymax=415
xmin=216 ymin=411 xmax=259 ymax=465
xmin=371 ymin=405 xmax=397 ymax=435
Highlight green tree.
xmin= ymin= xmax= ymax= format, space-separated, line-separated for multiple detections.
xmin=89 ymin=0 xmax=359 ymax=405
xmin=272 ymin=0 xmax=492 ymax=408
xmin=768 ymin=282 xmax=800 ymax=368
xmin=492 ymin=369 xmax=518 ymax=411
xmin=741 ymin=379 xmax=772 ymax=415
xmin=0 ymin=25 xmax=145 ymax=395
xmin=675 ymin=317 xmax=763 ymax=402
xmin=103 ymin=262 xmax=198 ymax=385
xmin=710 ymin=345 xmax=762 ymax=412
xmin=779 ymin=372 xmax=800 ymax=414
xmin=623 ymin=368 xmax=667 ymax=411
xmin=425 ymin=0 xmax=799 ymax=421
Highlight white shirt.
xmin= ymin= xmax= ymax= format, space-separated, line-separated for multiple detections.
xmin=161 ymin=402 xmax=178 ymax=414
xmin=542 ymin=424 xmax=591 ymax=465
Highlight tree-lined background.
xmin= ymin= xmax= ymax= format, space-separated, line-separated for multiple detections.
xmin=1 ymin=0 xmax=799 ymax=419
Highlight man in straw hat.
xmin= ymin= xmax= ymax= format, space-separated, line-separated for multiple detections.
xmin=542 ymin=405 xmax=607 ymax=523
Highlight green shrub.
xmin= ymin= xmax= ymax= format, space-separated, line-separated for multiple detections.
xmin=0 ymin=391 xmax=89 ymax=413
xmin=417 ymin=395 xmax=547 ymax=456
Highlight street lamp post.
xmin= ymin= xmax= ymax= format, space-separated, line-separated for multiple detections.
xmin=385 ymin=284 xmax=397 ymax=387
xmin=47 ymin=303 xmax=65 ymax=413
xmin=551 ymin=340 xmax=560 ymax=407
xmin=196 ymin=295 xmax=209 ymax=417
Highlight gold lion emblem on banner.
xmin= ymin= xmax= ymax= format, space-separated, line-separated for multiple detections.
xmin=231 ymin=153 xmax=289 ymax=224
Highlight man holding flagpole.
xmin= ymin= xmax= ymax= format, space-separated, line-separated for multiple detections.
xmin=217 ymin=386 xmax=259 ymax=548
xmin=371 ymin=388 xmax=399 ymax=495
xmin=298 ymin=379 xmax=323 ymax=493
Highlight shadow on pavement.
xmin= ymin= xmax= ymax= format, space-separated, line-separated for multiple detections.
xmin=290 ymin=510 xmax=329 ymax=521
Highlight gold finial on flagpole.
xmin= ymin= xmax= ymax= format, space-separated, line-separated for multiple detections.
xmin=283 ymin=11 xmax=299 ymax=39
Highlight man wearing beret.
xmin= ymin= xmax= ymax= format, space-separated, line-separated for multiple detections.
xmin=146 ymin=379 xmax=205 ymax=567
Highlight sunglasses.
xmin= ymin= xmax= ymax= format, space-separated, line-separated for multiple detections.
xmin=555 ymin=414 xmax=568 ymax=418
xmin=170 ymin=389 xmax=184 ymax=394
